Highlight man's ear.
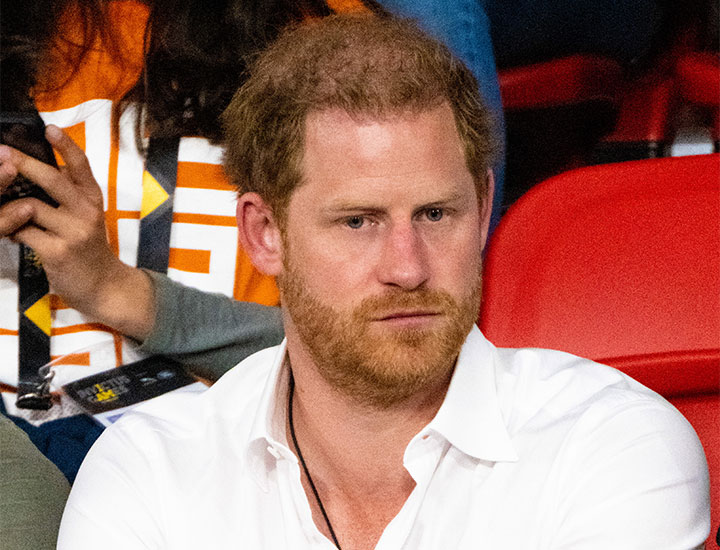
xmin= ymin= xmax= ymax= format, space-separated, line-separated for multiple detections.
xmin=480 ymin=169 xmax=495 ymax=250
xmin=236 ymin=193 xmax=284 ymax=276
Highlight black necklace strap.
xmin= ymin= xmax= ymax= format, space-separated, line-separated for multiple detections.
xmin=288 ymin=372 xmax=342 ymax=549
xmin=136 ymin=136 xmax=179 ymax=273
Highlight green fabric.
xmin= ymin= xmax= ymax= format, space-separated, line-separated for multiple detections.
xmin=0 ymin=413 xmax=70 ymax=550
xmin=139 ymin=271 xmax=285 ymax=382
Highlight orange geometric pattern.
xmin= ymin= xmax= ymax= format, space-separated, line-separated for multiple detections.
xmin=169 ymin=248 xmax=212 ymax=274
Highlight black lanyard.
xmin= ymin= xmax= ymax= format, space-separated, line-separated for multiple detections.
xmin=16 ymin=245 xmax=54 ymax=409
xmin=14 ymin=131 xmax=179 ymax=409
xmin=136 ymin=136 xmax=179 ymax=273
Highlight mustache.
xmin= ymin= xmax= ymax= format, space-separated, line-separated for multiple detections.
xmin=352 ymin=289 xmax=462 ymax=320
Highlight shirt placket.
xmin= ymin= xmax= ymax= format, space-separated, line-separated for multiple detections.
xmin=274 ymin=447 xmax=339 ymax=549
xmin=374 ymin=432 xmax=448 ymax=550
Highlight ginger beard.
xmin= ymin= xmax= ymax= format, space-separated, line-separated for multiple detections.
xmin=279 ymin=251 xmax=481 ymax=409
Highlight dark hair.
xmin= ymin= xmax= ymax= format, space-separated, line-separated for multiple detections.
xmin=222 ymin=14 xmax=497 ymax=223
xmin=1 ymin=0 xmax=386 ymax=150
xmin=0 ymin=0 xmax=109 ymax=112
xmin=125 ymin=0 xmax=388 ymax=150
xmin=118 ymin=0 xmax=341 ymax=149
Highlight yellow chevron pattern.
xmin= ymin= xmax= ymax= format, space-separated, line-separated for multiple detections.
xmin=141 ymin=171 xmax=170 ymax=218
xmin=24 ymin=294 xmax=51 ymax=337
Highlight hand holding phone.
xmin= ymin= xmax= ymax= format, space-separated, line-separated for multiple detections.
xmin=0 ymin=122 xmax=156 ymax=354
xmin=1 ymin=116 xmax=156 ymax=408
xmin=0 ymin=122 xmax=135 ymax=315
xmin=0 ymin=112 xmax=58 ymax=207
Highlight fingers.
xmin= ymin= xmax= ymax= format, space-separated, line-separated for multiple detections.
xmin=0 ymin=143 xmax=75 ymax=206
xmin=0 ymin=125 xmax=101 ymax=210
xmin=8 ymin=223 xmax=56 ymax=257
xmin=0 ymin=146 xmax=19 ymax=193
xmin=57 ymin=164 xmax=103 ymax=208
xmin=0 ymin=201 xmax=34 ymax=236
xmin=44 ymin=125 xmax=101 ymax=200
xmin=7 ymin=197 xmax=108 ymax=268
xmin=16 ymin=196 xmax=104 ymax=239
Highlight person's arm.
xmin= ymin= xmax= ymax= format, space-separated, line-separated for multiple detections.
xmin=138 ymin=271 xmax=284 ymax=381
xmin=56 ymin=414 xmax=165 ymax=550
xmin=0 ymin=126 xmax=157 ymax=340
xmin=550 ymin=399 xmax=710 ymax=548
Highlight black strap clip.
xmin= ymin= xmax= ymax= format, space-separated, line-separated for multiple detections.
xmin=16 ymin=364 xmax=55 ymax=410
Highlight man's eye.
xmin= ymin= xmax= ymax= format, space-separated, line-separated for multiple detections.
xmin=425 ymin=208 xmax=443 ymax=222
xmin=346 ymin=216 xmax=365 ymax=229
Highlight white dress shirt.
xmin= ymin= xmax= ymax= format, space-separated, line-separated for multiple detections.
xmin=58 ymin=327 xmax=710 ymax=549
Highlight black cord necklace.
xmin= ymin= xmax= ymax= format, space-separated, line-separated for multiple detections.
xmin=288 ymin=373 xmax=343 ymax=550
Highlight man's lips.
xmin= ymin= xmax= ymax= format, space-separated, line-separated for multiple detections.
xmin=372 ymin=310 xmax=442 ymax=322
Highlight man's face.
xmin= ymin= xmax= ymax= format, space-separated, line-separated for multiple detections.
xmin=279 ymin=104 xmax=485 ymax=408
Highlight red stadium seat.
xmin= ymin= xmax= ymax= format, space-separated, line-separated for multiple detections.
xmin=593 ymin=23 xmax=710 ymax=163
xmin=480 ymin=154 xmax=720 ymax=539
xmin=498 ymin=54 xmax=623 ymax=110
xmin=593 ymin=71 xmax=676 ymax=161
xmin=481 ymin=154 xmax=720 ymax=358
xmin=676 ymin=52 xmax=720 ymax=108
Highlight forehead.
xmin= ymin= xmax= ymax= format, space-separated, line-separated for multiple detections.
xmin=294 ymin=104 xmax=475 ymax=209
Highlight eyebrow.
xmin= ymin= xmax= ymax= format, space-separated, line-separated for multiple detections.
xmin=322 ymin=191 xmax=467 ymax=214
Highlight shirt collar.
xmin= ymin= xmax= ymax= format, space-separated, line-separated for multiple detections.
xmin=243 ymin=326 xmax=519 ymax=489
xmin=425 ymin=326 xmax=519 ymax=463
xmin=244 ymin=339 xmax=297 ymax=490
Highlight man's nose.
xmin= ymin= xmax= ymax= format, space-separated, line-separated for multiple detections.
xmin=376 ymin=222 xmax=429 ymax=290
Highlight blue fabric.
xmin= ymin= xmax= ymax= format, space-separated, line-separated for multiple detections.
xmin=0 ymin=399 xmax=103 ymax=484
xmin=379 ymin=0 xmax=506 ymax=232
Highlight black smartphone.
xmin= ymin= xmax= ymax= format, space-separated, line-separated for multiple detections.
xmin=0 ymin=111 xmax=58 ymax=207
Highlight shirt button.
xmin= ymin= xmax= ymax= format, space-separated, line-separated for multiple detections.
xmin=267 ymin=445 xmax=282 ymax=459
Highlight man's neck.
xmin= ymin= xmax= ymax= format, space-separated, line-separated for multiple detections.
xmin=283 ymin=335 xmax=454 ymax=549
xmin=287 ymin=355 xmax=450 ymax=491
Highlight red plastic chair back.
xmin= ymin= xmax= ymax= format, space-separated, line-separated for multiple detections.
xmin=675 ymin=52 xmax=720 ymax=143
xmin=481 ymin=154 xmax=720 ymax=359
xmin=499 ymin=54 xmax=623 ymax=110
xmin=676 ymin=52 xmax=720 ymax=107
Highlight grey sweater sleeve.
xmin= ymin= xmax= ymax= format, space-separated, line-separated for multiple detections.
xmin=138 ymin=271 xmax=284 ymax=381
